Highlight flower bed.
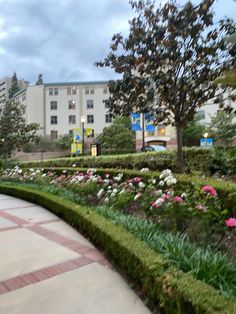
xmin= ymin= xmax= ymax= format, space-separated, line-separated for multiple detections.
xmin=0 ymin=183 xmax=235 ymax=313
xmin=1 ymin=166 xmax=236 ymax=298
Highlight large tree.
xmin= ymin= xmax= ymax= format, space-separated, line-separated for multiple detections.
xmin=0 ymin=99 xmax=40 ymax=167
xmin=97 ymin=116 xmax=135 ymax=152
xmin=96 ymin=0 xmax=236 ymax=172
xmin=8 ymin=72 xmax=20 ymax=99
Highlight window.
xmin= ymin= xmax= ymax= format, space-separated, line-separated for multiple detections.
xmin=85 ymin=88 xmax=89 ymax=95
xmin=105 ymin=114 xmax=112 ymax=123
xmin=50 ymin=101 xmax=57 ymax=110
xmin=72 ymin=86 xmax=76 ymax=95
xmin=103 ymin=88 xmax=108 ymax=94
xmin=50 ymin=116 xmax=57 ymax=125
xmin=69 ymin=115 xmax=76 ymax=124
xmin=87 ymin=114 xmax=94 ymax=124
xmin=103 ymin=99 xmax=109 ymax=108
xmin=197 ymin=110 xmax=205 ymax=120
xmin=85 ymin=88 xmax=94 ymax=94
xmin=22 ymin=93 xmax=26 ymax=101
xmin=67 ymin=87 xmax=71 ymax=95
xmin=51 ymin=130 xmax=58 ymax=139
xmin=49 ymin=88 xmax=58 ymax=96
xmin=86 ymin=100 xmax=94 ymax=109
xmin=90 ymin=88 xmax=94 ymax=94
xmin=68 ymin=100 xmax=76 ymax=110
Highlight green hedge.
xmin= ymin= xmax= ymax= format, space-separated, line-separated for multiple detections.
xmin=0 ymin=183 xmax=235 ymax=313
xmin=18 ymin=148 xmax=218 ymax=173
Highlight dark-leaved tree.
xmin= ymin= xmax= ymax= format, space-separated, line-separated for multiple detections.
xmin=8 ymin=72 xmax=20 ymax=99
xmin=0 ymin=99 xmax=41 ymax=167
xmin=36 ymin=74 xmax=43 ymax=85
xmin=96 ymin=0 xmax=236 ymax=172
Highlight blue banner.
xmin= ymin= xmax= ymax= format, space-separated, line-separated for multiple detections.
xmin=145 ymin=113 xmax=155 ymax=132
xmin=130 ymin=112 xmax=142 ymax=131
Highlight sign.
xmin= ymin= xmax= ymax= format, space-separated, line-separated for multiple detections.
xmin=200 ymin=138 xmax=213 ymax=147
xmin=145 ymin=113 xmax=155 ymax=132
xmin=71 ymin=143 xmax=82 ymax=155
xmin=130 ymin=112 xmax=142 ymax=131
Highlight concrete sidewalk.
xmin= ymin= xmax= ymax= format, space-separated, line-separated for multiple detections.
xmin=0 ymin=194 xmax=151 ymax=314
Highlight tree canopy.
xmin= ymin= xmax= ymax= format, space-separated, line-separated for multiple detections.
xmin=97 ymin=116 xmax=135 ymax=152
xmin=36 ymin=74 xmax=43 ymax=85
xmin=97 ymin=0 xmax=236 ymax=172
xmin=0 ymin=99 xmax=40 ymax=167
xmin=8 ymin=72 xmax=20 ymax=99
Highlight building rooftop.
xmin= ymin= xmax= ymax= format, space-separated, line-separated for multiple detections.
xmin=44 ymin=80 xmax=109 ymax=86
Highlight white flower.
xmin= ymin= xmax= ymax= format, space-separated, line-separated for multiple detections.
xmin=140 ymin=168 xmax=149 ymax=173
xmin=29 ymin=168 xmax=34 ymax=172
xmin=129 ymin=182 xmax=133 ymax=188
xmin=170 ymin=178 xmax=177 ymax=185
xmin=104 ymin=197 xmax=109 ymax=203
xmin=181 ymin=193 xmax=187 ymax=199
xmin=119 ymin=189 xmax=125 ymax=194
xmin=166 ymin=179 xmax=172 ymax=186
xmin=134 ymin=193 xmax=141 ymax=201
xmin=62 ymin=170 xmax=67 ymax=174
xmin=159 ymin=180 xmax=164 ymax=186
xmin=114 ymin=173 xmax=123 ymax=182
xmin=18 ymin=169 xmax=23 ymax=174
xmin=72 ymin=164 xmax=76 ymax=167
xmin=87 ymin=168 xmax=96 ymax=173
xmin=138 ymin=182 xmax=145 ymax=189
xmin=113 ymin=188 xmax=118 ymax=194
xmin=97 ymin=188 xmax=104 ymax=199
xmin=42 ymin=173 xmax=46 ymax=178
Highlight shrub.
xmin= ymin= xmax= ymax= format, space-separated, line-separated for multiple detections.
xmin=0 ymin=183 xmax=235 ymax=313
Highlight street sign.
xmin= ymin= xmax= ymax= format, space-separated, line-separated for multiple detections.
xmin=200 ymin=138 xmax=213 ymax=147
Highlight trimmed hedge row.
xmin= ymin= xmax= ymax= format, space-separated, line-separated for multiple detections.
xmin=18 ymin=148 xmax=217 ymax=173
xmin=40 ymin=166 xmax=236 ymax=212
xmin=0 ymin=183 xmax=235 ymax=314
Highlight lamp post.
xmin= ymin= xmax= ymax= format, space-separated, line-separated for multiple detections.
xmin=203 ymin=132 xmax=208 ymax=139
xmin=81 ymin=115 xmax=85 ymax=155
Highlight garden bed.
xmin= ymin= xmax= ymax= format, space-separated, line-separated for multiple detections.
xmin=0 ymin=182 xmax=235 ymax=314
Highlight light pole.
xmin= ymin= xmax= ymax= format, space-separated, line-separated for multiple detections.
xmin=81 ymin=115 xmax=85 ymax=155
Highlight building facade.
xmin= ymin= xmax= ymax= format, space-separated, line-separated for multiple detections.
xmin=0 ymin=76 xmax=29 ymax=107
xmin=14 ymin=81 xmax=111 ymax=139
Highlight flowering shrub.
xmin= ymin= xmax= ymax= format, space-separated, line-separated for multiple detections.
xmin=1 ymin=166 xmax=236 ymax=254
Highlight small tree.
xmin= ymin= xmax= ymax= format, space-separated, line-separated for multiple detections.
xmin=36 ymin=74 xmax=43 ymax=85
xmin=97 ymin=116 xmax=135 ymax=152
xmin=183 ymin=117 xmax=205 ymax=147
xmin=8 ymin=72 xmax=20 ymax=99
xmin=208 ymin=110 xmax=236 ymax=147
xmin=0 ymin=99 xmax=40 ymax=167
xmin=96 ymin=0 xmax=236 ymax=172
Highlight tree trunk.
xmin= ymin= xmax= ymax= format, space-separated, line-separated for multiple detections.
xmin=176 ymin=125 xmax=184 ymax=173
xmin=4 ymin=152 xmax=8 ymax=169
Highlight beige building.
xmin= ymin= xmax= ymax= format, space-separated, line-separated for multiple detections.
xmin=0 ymin=76 xmax=29 ymax=107
xmin=14 ymin=81 xmax=111 ymax=139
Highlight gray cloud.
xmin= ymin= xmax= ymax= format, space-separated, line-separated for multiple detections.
xmin=0 ymin=0 xmax=235 ymax=84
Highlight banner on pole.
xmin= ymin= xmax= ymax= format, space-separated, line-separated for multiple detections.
xmin=145 ymin=113 xmax=155 ymax=132
xmin=130 ymin=112 xmax=142 ymax=131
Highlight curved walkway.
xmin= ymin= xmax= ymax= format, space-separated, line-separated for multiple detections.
xmin=0 ymin=194 xmax=150 ymax=314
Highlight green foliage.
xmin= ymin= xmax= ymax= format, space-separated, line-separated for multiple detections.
xmin=96 ymin=0 xmax=236 ymax=172
xmin=8 ymin=72 xmax=20 ymax=99
xmin=0 ymin=183 xmax=235 ymax=313
xmin=55 ymin=134 xmax=72 ymax=150
xmin=35 ymin=73 xmax=43 ymax=85
xmin=22 ymin=136 xmax=59 ymax=153
xmin=208 ymin=110 xmax=236 ymax=147
xmin=183 ymin=117 xmax=205 ymax=147
xmin=97 ymin=117 xmax=135 ymax=153
xmin=0 ymin=99 xmax=40 ymax=167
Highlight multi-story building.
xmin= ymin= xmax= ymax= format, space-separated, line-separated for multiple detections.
xmin=0 ymin=76 xmax=29 ymax=107
xmin=14 ymin=81 xmax=111 ymax=139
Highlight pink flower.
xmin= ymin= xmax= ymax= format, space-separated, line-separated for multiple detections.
xmin=133 ymin=177 xmax=142 ymax=183
xmin=162 ymin=193 xmax=171 ymax=200
xmin=196 ymin=204 xmax=207 ymax=212
xmin=201 ymin=185 xmax=217 ymax=197
xmin=173 ymin=196 xmax=184 ymax=203
xmin=152 ymin=197 xmax=165 ymax=208
xmin=225 ymin=218 xmax=236 ymax=228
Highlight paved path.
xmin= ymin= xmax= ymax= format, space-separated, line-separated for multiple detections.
xmin=0 ymin=194 xmax=151 ymax=314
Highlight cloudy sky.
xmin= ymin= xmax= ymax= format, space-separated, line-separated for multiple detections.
xmin=0 ymin=0 xmax=235 ymax=85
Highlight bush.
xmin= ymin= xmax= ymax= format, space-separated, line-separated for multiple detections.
xmin=0 ymin=183 xmax=235 ymax=313
xmin=19 ymin=147 xmax=236 ymax=175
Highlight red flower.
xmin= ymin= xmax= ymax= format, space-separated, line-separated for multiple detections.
xmin=225 ymin=218 xmax=236 ymax=228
